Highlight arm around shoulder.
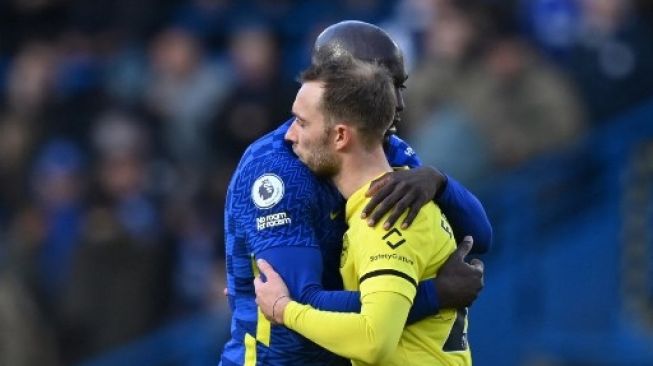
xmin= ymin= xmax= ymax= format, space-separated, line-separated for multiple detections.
xmin=436 ymin=174 xmax=493 ymax=254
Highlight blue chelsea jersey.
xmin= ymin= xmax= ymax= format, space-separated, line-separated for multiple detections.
xmin=220 ymin=119 xmax=421 ymax=366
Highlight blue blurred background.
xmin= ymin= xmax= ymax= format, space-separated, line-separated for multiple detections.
xmin=0 ymin=0 xmax=652 ymax=365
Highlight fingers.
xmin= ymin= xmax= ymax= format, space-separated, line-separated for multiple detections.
xmin=253 ymin=275 xmax=263 ymax=288
xmin=367 ymin=187 xmax=404 ymax=227
xmin=223 ymin=287 xmax=229 ymax=297
xmin=400 ymin=191 xmax=432 ymax=229
xmin=470 ymin=258 xmax=485 ymax=290
xmin=469 ymin=258 xmax=484 ymax=273
xmin=254 ymin=276 xmax=270 ymax=304
xmin=365 ymin=173 xmax=391 ymax=198
xmin=401 ymin=206 xmax=419 ymax=229
xmin=256 ymin=259 xmax=278 ymax=280
xmin=455 ymin=236 xmax=474 ymax=260
xmin=383 ymin=194 xmax=416 ymax=230
xmin=361 ymin=180 xmax=395 ymax=220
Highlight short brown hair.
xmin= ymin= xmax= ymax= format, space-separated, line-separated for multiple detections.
xmin=300 ymin=57 xmax=396 ymax=149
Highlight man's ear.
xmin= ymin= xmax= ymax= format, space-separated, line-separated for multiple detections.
xmin=333 ymin=123 xmax=352 ymax=151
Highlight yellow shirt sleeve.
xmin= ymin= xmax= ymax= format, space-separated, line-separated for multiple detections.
xmin=348 ymin=224 xmax=421 ymax=303
xmin=284 ymin=291 xmax=411 ymax=365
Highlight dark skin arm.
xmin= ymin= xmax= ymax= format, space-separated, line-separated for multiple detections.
xmin=363 ymin=166 xmax=485 ymax=308
xmin=362 ymin=166 xmax=444 ymax=229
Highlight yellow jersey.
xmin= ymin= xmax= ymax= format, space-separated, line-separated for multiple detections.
xmin=284 ymin=179 xmax=472 ymax=365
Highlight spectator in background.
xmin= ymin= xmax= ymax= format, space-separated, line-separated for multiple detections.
xmin=0 ymin=269 xmax=60 ymax=366
xmin=59 ymin=206 xmax=164 ymax=363
xmin=209 ymin=22 xmax=295 ymax=162
xmin=166 ymin=202 xmax=223 ymax=316
xmin=145 ymin=27 xmax=231 ymax=167
xmin=403 ymin=0 xmax=488 ymax=134
xmin=0 ymin=191 xmax=60 ymax=366
xmin=467 ymin=34 xmax=585 ymax=167
xmin=30 ymin=140 xmax=86 ymax=306
xmin=172 ymin=0 xmax=238 ymax=51
xmin=6 ymin=34 xmax=106 ymax=147
xmin=88 ymin=111 xmax=160 ymax=247
xmin=0 ymin=114 xmax=39 ymax=224
xmin=49 ymin=30 xmax=106 ymax=144
xmin=3 ymin=204 xmax=47 ymax=313
xmin=5 ymin=42 xmax=58 ymax=120
xmin=381 ymin=0 xmax=440 ymax=72
xmin=340 ymin=0 xmax=389 ymax=24
xmin=404 ymin=1 xmax=494 ymax=184
xmin=57 ymin=111 xmax=169 ymax=363
xmin=518 ymin=0 xmax=581 ymax=60
xmin=405 ymin=1 xmax=584 ymax=186
xmin=565 ymin=0 xmax=653 ymax=122
xmin=6 ymin=140 xmax=88 ymax=364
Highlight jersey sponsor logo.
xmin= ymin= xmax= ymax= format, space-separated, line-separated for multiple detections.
xmin=382 ymin=228 xmax=406 ymax=249
xmin=369 ymin=252 xmax=414 ymax=266
xmin=252 ymin=174 xmax=284 ymax=209
xmin=256 ymin=212 xmax=292 ymax=231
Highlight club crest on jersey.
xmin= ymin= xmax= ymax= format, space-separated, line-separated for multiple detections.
xmin=404 ymin=146 xmax=415 ymax=156
xmin=252 ymin=174 xmax=284 ymax=209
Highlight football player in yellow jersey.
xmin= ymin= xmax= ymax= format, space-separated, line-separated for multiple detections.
xmin=253 ymin=56 xmax=472 ymax=365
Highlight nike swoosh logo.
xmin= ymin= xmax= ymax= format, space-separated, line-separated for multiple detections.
xmin=330 ymin=211 xmax=340 ymax=220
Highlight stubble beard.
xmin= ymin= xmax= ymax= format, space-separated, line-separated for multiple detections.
xmin=303 ymin=131 xmax=340 ymax=178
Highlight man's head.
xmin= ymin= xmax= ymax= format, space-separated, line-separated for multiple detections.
xmin=312 ymin=21 xmax=407 ymax=129
xmin=285 ymin=58 xmax=396 ymax=177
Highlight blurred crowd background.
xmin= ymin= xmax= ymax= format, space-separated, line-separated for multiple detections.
xmin=0 ymin=0 xmax=652 ymax=365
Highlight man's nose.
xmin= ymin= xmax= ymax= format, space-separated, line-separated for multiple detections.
xmin=285 ymin=121 xmax=297 ymax=142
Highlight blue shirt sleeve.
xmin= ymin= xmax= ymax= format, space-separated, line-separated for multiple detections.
xmin=436 ymin=175 xmax=493 ymax=254
xmin=258 ymin=246 xmax=360 ymax=312
xmin=385 ymin=134 xmax=493 ymax=254
xmin=258 ymin=245 xmax=440 ymax=324
xmin=232 ymin=151 xmax=321 ymax=253
xmin=407 ymin=281 xmax=439 ymax=324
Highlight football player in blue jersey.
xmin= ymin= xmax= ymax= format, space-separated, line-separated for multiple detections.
xmin=220 ymin=21 xmax=491 ymax=366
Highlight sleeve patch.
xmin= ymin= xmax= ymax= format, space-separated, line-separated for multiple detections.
xmin=251 ymin=173 xmax=285 ymax=209
xmin=256 ymin=211 xmax=292 ymax=231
